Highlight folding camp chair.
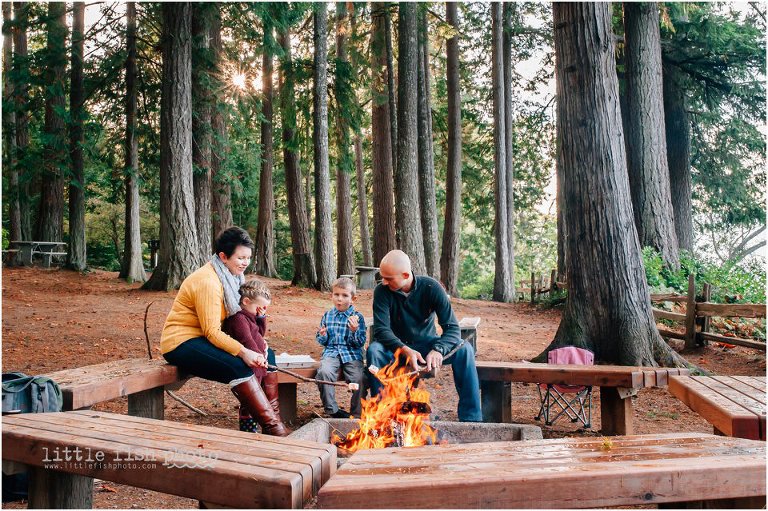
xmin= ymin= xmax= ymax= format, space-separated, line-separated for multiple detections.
xmin=534 ymin=346 xmax=593 ymax=428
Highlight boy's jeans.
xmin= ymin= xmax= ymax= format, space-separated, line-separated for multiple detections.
xmin=316 ymin=356 xmax=364 ymax=417
xmin=365 ymin=340 xmax=482 ymax=422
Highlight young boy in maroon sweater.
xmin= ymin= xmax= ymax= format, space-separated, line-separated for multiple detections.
xmin=222 ymin=279 xmax=279 ymax=432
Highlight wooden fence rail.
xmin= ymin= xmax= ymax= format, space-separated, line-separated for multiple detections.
xmin=526 ymin=271 xmax=765 ymax=352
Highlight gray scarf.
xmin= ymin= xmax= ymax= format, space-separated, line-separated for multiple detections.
xmin=210 ymin=254 xmax=244 ymax=317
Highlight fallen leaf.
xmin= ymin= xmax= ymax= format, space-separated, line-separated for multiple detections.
xmin=98 ymin=484 xmax=117 ymax=493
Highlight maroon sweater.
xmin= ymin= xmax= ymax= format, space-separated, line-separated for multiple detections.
xmin=222 ymin=310 xmax=268 ymax=378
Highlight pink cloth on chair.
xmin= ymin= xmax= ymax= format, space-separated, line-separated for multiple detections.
xmin=545 ymin=346 xmax=594 ymax=393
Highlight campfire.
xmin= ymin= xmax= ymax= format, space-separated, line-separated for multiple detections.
xmin=332 ymin=348 xmax=439 ymax=452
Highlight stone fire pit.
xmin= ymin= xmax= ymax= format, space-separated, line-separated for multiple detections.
xmin=290 ymin=418 xmax=542 ymax=466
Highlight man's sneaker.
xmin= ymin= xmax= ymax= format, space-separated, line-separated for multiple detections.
xmin=330 ymin=408 xmax=351 ymax=419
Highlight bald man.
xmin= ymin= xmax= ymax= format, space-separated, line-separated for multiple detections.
xmin=367 ymin=250 xmax=482 ymax=422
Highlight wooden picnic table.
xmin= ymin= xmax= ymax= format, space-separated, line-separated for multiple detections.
xmin=317 ymin=432 xmax=766 ymax=508
xmin=2 ymin=410 xmax=336 ymax=508
xmin=476 ymin=361 xmax=688 ymax=435
xmin=9 ymin=240 xmax=67 ymax=267
xmin=669 ymin=375 xmax=766 ymax=440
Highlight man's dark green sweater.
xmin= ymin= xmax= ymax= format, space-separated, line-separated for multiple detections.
xmin=372 ymin=275 xmax=461 ymax=356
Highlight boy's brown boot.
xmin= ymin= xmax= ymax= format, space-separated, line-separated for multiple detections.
xmin=231 ymin=377 xmax=289 ymax=437
xmin=262 ymin=371 xmax=282 ymax=418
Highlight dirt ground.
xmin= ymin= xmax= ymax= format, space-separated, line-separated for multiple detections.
xmin=2 ymin=266 xmax=765 ymax=509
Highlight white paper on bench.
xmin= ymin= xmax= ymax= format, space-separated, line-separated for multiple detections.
xmin=276 ymin=353 xmax=317 ymax=368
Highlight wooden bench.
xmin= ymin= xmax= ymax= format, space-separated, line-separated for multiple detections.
xmin=476 ymin=361 xmax=689 ymax=435
xmin=35 ymin=250 xmax=67 ymax=267
xmin=669 ymin=375 xmax=766 ymax=440
xmin=2 ymin=248 xmax=19 ymax=266
xmin=43 ymin=358 xmax=186 ymax=419
xmin=2 ymin=410 xmax=336 ymax=508
xmin=317 ymin=432 xmax=766 ymax=509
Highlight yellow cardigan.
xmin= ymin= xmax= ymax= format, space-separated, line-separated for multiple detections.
xmin=160 ymin=263 xmax=243 ymax=356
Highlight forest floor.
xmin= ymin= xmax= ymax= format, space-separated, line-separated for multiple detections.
xmin=2 ymin=266 xmax=765 ymax=509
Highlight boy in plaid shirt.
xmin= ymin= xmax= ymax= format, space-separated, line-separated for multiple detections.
xmin=315 ymin=277 xmax=366 ymax=418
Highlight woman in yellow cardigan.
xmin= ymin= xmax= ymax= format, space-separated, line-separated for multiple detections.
xmin=161 ymin=227 xmax=288 ymax=436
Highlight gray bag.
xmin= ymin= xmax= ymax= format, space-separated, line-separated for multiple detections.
xmin=2 ymin=372 xmax=63 ymax=414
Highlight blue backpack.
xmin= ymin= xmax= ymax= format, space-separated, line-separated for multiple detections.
xmin=1 ymin=372 xmax=63 ymax=414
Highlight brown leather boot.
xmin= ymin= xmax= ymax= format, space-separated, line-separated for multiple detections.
xmin=231 ymin=377 xmax=289 ymax=437
xmin=262 ymin=371 xmax=282 ymax=418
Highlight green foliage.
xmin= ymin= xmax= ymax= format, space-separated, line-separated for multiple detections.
xmin=642 ymin=247 xmax=766 ymax=304
xmin=2 ymin=228 xmax=9 ymax=250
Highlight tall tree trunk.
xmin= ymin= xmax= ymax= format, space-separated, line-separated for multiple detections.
xmin=385 ymin=4 xmax=398 ymax=181
xmin=13 ymin=2 xmax=30 ymax=240
xmin=491 ymin=3 xmax=513 ymax=302
xmin=416 ymin=7 xmax=439 ymax=279
xmin=192 ymin=4 xmax=213 ymax=256
xmin=120 ymin=2 xmax=146 ymax=282
xmin=254 ymin=12 xmax=277 ymax=277
xmin=624 ymin=2 xmax=679 ymax=268
xmin=67 ymin=1 xmax=86 ymax=271
xmin=503 ymin=3 xmax=515 ymax=289
xmin=210 ymin=6 xmax=232 ymax=239
xmin=278 ymin=17 xmax=316 ymax=287
xmin=354 ymin=136 xmax=373 ymax=266
xmin=313 ymin=2 xmax=335 ymax=291
xmin=440 ymin=1 xmax=462 ymax=296
xmin=395 ymin=3 xmax=426 ymax=274
xmin=370 ymin=3 xmax=396 ymax=265
xmin=335 ymin=2 xmax=355 ymax=277
xmin=143 ymin=3 xmax=200 ymax=291
xmin=663 ymin=62 xmax=693 ymax=253
xmin=36 ymin=1 xmax=67 ymax=242
xmin=546 ymin=2 xmax=684 ymax=367
xmin=3 ymin=2 xmax=20 ymax=242
xmin=555 ymin=129 xmax=566 ymax=282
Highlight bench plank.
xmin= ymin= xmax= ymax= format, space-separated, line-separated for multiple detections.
xmin=669 ymin=376 xmax=765 ymax=440
xmin=317 ymin=433 xmax=766 ymax=509
xmin=3 ymin=411 xmax=336 ymax=508
xmin=475 ymin=361 xmax=646 ymax=388
xmin=44 ymin=358 xmax=185 ymax=411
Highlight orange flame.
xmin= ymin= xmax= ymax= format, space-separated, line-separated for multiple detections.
xmin=333 ymin=348 xmax=439 ymax=453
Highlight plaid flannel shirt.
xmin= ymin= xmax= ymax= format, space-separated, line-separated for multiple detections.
xmin=315 ymin=305 xmax=366 ymax=362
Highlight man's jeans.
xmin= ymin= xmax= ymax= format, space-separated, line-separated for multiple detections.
xmin=365 ymin=341 xmax=482 ymax=422
xmin=317 ymin=356 xmax=364 ymax=416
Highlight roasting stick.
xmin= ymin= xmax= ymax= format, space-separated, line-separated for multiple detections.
xmin=368 ymin=339 xmax=466 ymax=382
xmin=267 ymin=364 xmax=360 ymax=391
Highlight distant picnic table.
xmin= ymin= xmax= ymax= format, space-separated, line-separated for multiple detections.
xmin=7 ymin=240 xmax=67 ymax=267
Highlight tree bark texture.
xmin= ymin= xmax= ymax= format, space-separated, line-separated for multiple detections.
xmin=385 ymin=4 xmax=398 ymax=181
xmin=3 ymin=2 xmax=20 ymax=242
xmin=491 ymin=3 xmax=513 ymax=303
xmin=663 ymin=62 xmax=693 ymax=253
xmin=417 ymin=7 xmax=440 ymax=279
xmin=440 ymin=1 xmax=462 ymax=296
xmin=254 ymin=13 xmax=277 ymax=277
xmin=313 ymin=3 xmax=335 ymax=291
xmin=143 ymin=3 xmax=201 ymax=291
xmin=395 ymin=3 xmax=426 ymax=274
xmin=502 ymin=3 xmax=515 ymax=288
xmin=354 ymin=136 xmax=373 ymax=266
xmin=192 ymin=4 xmax=213 ymax=256
xmin=370 ymin=3 xmax=397 ymax=265
xmin=120 ymin=2 xmax=147 ymax=282
xmin=278 ymin=21 xmax=316 ymax=287
xmin=624 ymin=2 xmax=680 ymax=268
xmin=13 ymin=2 xmax=31 ymax=240
xmin=210 ymin=6 xmax=233 ymax=240
xmin=335 ymin=2 xmax=355 ymax=277
xmin=36 ymin=1 xmax=67 ymax=242
xmin=550 ymin=2 xmax=684 ymax=367
xmin=67 ymin=1 xmax=87 ymax=271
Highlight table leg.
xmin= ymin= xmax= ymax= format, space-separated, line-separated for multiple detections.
xmin=599 ymin=387 xmax=633 ymax=435
xmin=278 ymin=382 xmax=298 ymax=424
xmin=28 ymin=466 xmax=94 ymax=508
xmin=480 ymin=380 xmax=512 ymax=423
xmin=19 ymin=245 xmax=33 ymax=266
